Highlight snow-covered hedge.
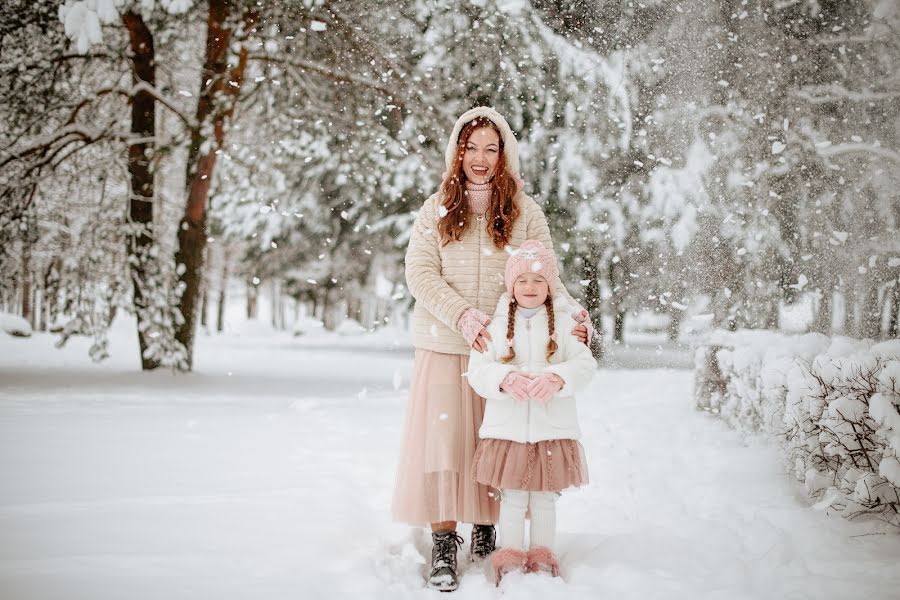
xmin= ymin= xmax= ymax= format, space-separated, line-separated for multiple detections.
xmin=695 ymin=330 xmax=900 ymax=524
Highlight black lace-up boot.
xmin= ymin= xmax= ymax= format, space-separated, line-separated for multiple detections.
xmin=469 ymin=524 xmax=496 ymax=560
xmin=427 ymin=530 xmax=464 ymax=591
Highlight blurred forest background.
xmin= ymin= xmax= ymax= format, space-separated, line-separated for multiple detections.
xmin=1 ymin=0 xmax=898 ymax=370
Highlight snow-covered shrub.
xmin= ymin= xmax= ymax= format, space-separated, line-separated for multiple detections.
xmin=0 ymin=312 xmax=32 ymax=337
xmin=696 ymin=331 xmax=900 ymax=524
xmin=697 ymin=330 xmax=830 ymax=434
xmin=292 ymin=315 xmax=324 ymax=337
xmin=335 ymin=319 xmax=366 ymax=336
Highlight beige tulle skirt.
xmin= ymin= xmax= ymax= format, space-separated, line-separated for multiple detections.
xmin=471 ymin=438 xmax=589 ymax=492
xmin=391 ymin=349 xmax=500 ymax=526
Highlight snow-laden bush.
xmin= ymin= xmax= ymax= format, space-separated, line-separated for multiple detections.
xmin=0 ymin=313 xmax=32 ymax=337
xmin=696 ymin=330 xmax=900 ymax=525
xmin=335 ymin=319 xmax=366 ymax=336
xmin=292 ymin=316 xmax=325 ymax=337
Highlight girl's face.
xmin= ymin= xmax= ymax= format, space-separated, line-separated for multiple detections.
xmin=462 ymin=127 xmax=500 ymax=184
xmin=513 ymin=272 xmax=549 ymax=309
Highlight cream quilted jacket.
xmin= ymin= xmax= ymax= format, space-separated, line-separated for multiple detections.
xmin=405 ymin=107 xmax=579 ymax=355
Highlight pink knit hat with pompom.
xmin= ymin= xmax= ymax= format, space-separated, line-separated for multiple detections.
xmin=504 ymin=240 xmax=559 ymax=295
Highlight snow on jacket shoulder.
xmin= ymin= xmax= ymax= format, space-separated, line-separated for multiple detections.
xmin=466 ymin=292 xmax=597 ymax=444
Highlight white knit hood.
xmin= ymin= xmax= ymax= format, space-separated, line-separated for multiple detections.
xmin=444 ymin=106 xmax=522 ymax=181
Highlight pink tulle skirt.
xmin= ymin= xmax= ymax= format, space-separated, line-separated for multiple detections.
xmin=391 ymin=349 xmax=500 ymax=526
xmin=471 ymin=438 xmax=589 ymax=492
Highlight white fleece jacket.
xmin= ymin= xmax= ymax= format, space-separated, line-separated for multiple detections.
xmin=466 ymin=293 xmax=597 ymax=443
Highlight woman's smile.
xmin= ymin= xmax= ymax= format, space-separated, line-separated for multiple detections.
xmin=463 ymin=127 xmax=500 ymax=183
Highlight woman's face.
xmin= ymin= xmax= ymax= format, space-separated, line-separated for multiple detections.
xmin=513 ymin=272 xmax=549 ymax=309
xmin=462 ymin=127 xmax=500 ymax=184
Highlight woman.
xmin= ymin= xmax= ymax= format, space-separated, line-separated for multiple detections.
xmin=391 ymin=106 xmax=593 ymax=591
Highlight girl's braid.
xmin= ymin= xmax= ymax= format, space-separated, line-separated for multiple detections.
xmin=545 ymin=295 xmax=558 ymax=361
xmin=499 ymin=299 xmax=517 ymax=364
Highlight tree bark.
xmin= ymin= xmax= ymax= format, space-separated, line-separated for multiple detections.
xmin=888 ymin=283 xmax=899 ymax=338
xmin=200 ymin=245 xmax=210 ymax=329
xmin=812 ymin=287 xmax=832 ymax=334
xmin=42 ymin=257 xmax=60 ymax=331
xmin=348 ymin=296 xmax=360 ymax=324
xmin=246 ymin=282 xmax=257 ymax=319
xmin=580 ymin=245 xmax=603 ymax=359
xmin=833 ymin=283 xmax=848 ymax=334
xmin=321 ymin=286 xmax=334 ymax=330
xmin=35 ymin=288 xmax=44 ymax=332
xmin=765 ymin=300 xmax=779 ymax=330
xmin=174 ymin=1 xmax=254 ymax=370
xmin=860 ymin=281 xmax=882 ymax=339
xmin=216 ymin=247 xmax=229 ymax=333
xmin=271 ymin=279 xmax=280 ymax=329
xmin=607 ymin=257 xmax=625 ymax=343
xmin=123 ymin=11 xmax=160 ymax=370
xmin=613 ymin=311 xmax=625 ymax=343
xmin=200 ymin=283 xmax=209 ymax=329
xmin=20 ymin=242 xmax=32 ymax=325
xmin=667 ymin=310 xmax=680 ymax=342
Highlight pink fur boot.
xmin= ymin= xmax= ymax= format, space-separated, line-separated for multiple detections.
xmin=490 ymin=547 xmax=527 ymax=585
xmin=525 ymin=546 xmax=560 ymax=577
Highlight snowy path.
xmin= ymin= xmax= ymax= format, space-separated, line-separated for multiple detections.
xmin=1 ymin=330 xmax=899 ymax=599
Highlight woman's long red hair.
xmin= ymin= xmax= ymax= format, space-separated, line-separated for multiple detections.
xmin=438 ymin=117 xmax=520 ymax=249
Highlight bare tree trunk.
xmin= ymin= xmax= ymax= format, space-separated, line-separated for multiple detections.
xmin=30 ymin=286 xmax=40 ymax=331
xmin=321 ymin=286 xmax=334 ymax=330
xmin=271 ymin=279 xmax=280 ymax=329
xmin=42 ymin=258 xmax=59 ymax=331
xmin=123 ymin=10 xmax=161 ymax=370
xmin=613 ymin=311 xmax=625 ymax=343
xmin=35 ymin=288 xmax=44 ymax=332
xmin=200 ymin=246 xmax=210 ymax=329
xmin=200 ymin=283 xmax=209 ymax=329
xmin=812 ymin=287 xmax=832 ymax=334
xmin=215 ymin=287 xmax=226 ymax=331
xmin=765 ymin=299 xmax=779 ymax=330
xmin=216 ymin=248 xmax=229 ymax=333
xmin=861 ymin=281 xmax=882 ymax=339
xmin=175 ymin=1 xmax=254 ymax=370
xmin=246 ymin=282 xmax=258 ymax=319
xmin=348 ymin=296 xmax=360 ymax=324
xmin=20 ymin=242 xmax=32 ymax=326
xmin=888 ymin=282 xmax=899 ymax=338
xmin=607 ymin=257 xmax=625 ymax=343
xmin=580 ymin=245 xmax=603 ymax=359
xmin=667 ymin=311 xmax=680 ymax=342
xmin=833 ymin=282 xmax=848 ymax=334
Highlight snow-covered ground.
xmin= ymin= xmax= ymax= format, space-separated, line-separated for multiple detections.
xmin=1 ymin=320 xmax=899 ymax=599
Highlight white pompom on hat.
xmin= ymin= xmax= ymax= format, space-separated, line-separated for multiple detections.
xmin=504 ymin=240 xmax=559 ymax=296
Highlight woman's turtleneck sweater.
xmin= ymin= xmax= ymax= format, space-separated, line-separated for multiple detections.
xmin=456 ymin=179 xmax=494 ymax=346
xmin=465 ymin=180 xmax=492 ymax=216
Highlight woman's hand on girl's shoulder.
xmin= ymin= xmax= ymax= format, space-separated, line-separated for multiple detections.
xmin=459 ymin=308 xmax=492 ymax=352
xmin=472 ymin=322 xmax=493 ymax=353
xmin=571 ymin=309 xmax=594 ymax=346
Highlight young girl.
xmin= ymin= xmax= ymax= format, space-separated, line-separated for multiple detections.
xmin=467 ymin=240 xmax=597 ymax=584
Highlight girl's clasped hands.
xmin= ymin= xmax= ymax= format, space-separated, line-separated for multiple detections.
xmin=500 ymin=371 xmax=564 ymax=402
